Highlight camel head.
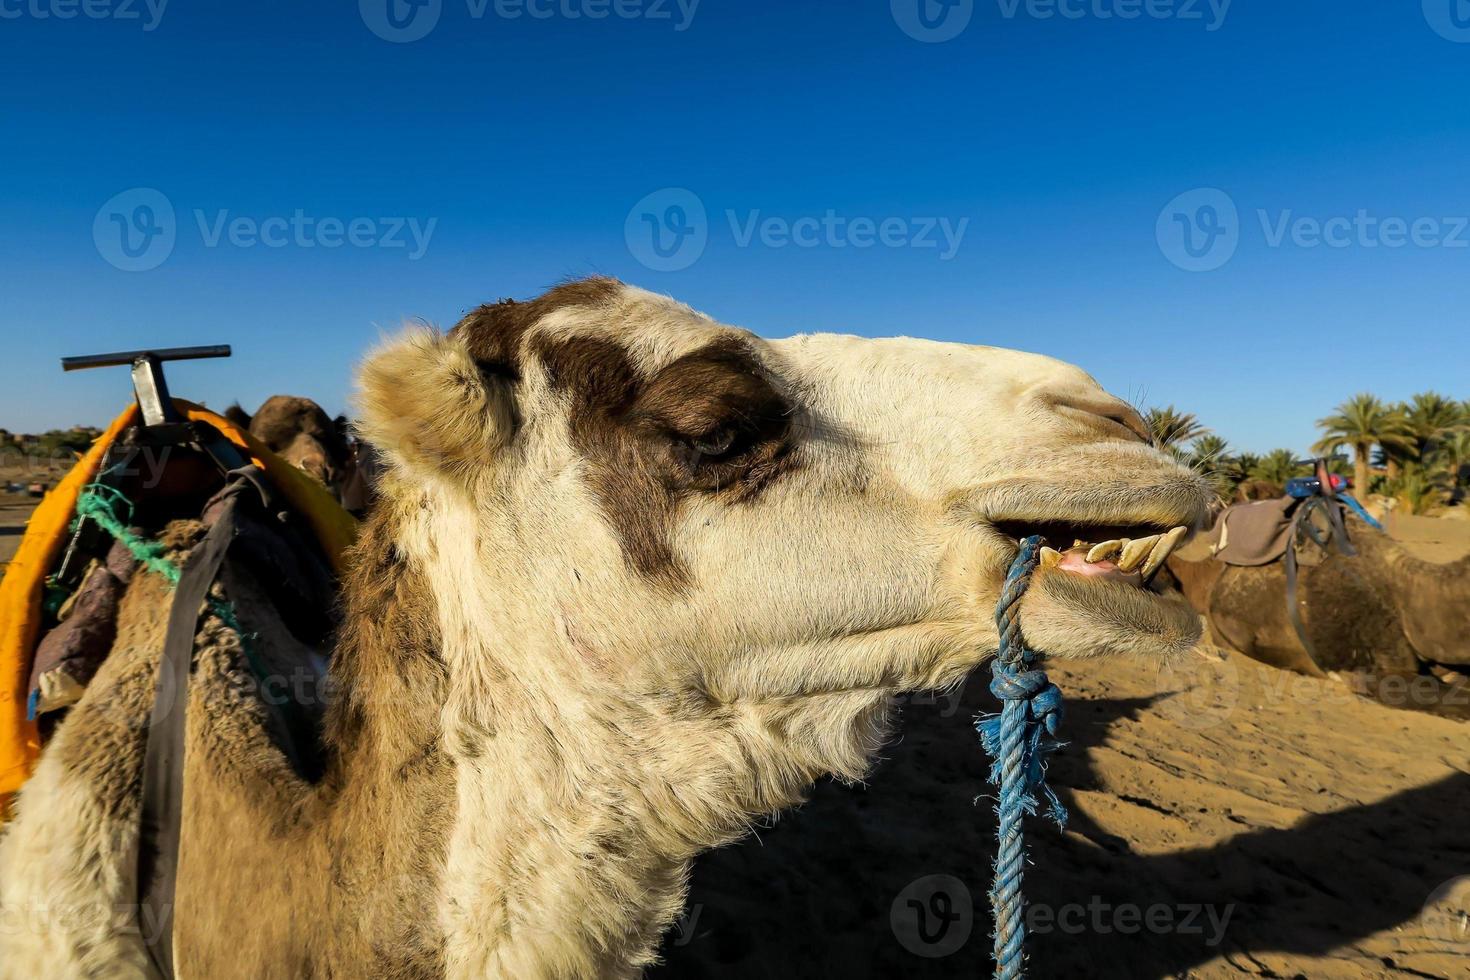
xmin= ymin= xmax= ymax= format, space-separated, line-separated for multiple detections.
xmin=353 ymin=277 xmax=1210 ymax=820
xmin=229 ymin=395 xmax=351 ymax=493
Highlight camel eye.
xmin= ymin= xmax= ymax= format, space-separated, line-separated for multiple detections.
xmin=691 ymin=427 xmax=737 ymax=459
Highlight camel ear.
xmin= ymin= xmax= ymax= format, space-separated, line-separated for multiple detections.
xmin=355 ymin=326 xmax=515 ymax=481
xmin=223 ymin=403 xmax=253 ymax=431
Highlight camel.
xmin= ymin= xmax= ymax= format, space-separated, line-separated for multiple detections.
xmin=1166 ymin=522 xmax=1470 ymax=717
xmin=0 ymin=278 xmax=1212 ymax=978
xmin=224 ymin=395 xmax=352 ymax=494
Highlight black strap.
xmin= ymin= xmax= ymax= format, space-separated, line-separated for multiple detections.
xmin=136 ymin=494 xmax=241 ymax=979
xmin=1282 ymin=489 xmax=1356 ymax=672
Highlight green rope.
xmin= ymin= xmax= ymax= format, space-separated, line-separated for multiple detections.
xmin=73 ymin=483 xmax=181 ymax=587
xmin=72 ymin=482 xmax=271 ymax=684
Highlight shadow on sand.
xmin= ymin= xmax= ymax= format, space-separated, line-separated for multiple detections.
xmin=652 ymin=682 xmax=1470 ymax=979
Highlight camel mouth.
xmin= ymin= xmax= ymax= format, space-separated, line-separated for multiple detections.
xmin=991 ymin=520 xmax=1193 ymax=589
xmin=978 ymin=487 xmax=1210 ymax=658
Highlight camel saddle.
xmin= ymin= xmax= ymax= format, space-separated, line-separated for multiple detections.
xmin=1200 ymin=497 xmax=1332 ymax=568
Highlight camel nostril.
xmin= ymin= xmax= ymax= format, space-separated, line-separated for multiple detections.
xmin=1049 ymin=396 xmax=1151 ymax=443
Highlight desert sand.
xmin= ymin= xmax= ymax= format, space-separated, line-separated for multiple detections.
xmin=655 ymin=651 xmax=1468 ymax=978
xmin=655 ymin=514 xmax=1470 ymax=978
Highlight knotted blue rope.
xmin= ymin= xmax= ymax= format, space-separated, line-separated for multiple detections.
xmin=976 ymin=535 xmax=1067 ymax=980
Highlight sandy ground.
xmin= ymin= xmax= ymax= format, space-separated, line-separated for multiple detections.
xmin=655 ymin=513 xmax=1470 ymax=978
xmin=0 ymin=493 xmax=36 ymax=571
xmin=655 ymin=653 xmax=1469 ymax=979
xmin=1382 ymin=511 xmax=1470 ymax=564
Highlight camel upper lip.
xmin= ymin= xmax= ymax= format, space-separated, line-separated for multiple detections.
xmin=973 ymin=483 xmax=1210 ymax=544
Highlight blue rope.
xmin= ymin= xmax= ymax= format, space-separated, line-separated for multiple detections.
xmin=1337 ymin=492 xmax=1383 ymax=531
xmin=976 ymin=535 xmax=1067 ymax=980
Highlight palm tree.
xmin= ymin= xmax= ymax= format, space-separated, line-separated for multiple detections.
xmin=1186 ymin=434 xmax=1233 ymax=499
xmin=1145 ymin=406 xmax=1209 ymax=451
xmin=1250 ymin=448 xmax=1305 ymax=487
xmin=1401 ymin=390 xmax=1465 ymax=464
xmin=1387 ymin=461 xmax=1451 ymax=515
xmin=1440 ymin=429 xmax=1470 ymax=493
xmin=1188 ymin=434 xmax=1229 ymax=468
xmin=1313 ymin=394 xmax=1413 ymax=495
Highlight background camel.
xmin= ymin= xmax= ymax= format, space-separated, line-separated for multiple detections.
xmin=0 ymin=278 xmax=1211 ymax=978
xmin=224 ymin=395 xmax=352 ymax=495
xmin=1166 ymin=523 xmax=1470 ymax=718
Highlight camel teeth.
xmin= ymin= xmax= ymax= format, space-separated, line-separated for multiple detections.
xmin=1086 ymin=539 xmax=1124 ymax=563
xmin=1039 ymin=546 xmax=1063 ymax=568
xmin=1140 ymin=526 xmax=1189 ymax=581
xmin=1117 ymin=534 xmax=1162 ymax=573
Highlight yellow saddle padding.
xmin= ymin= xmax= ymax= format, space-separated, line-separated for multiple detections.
xmin=0 ymin=400 xmax=358 ymax=804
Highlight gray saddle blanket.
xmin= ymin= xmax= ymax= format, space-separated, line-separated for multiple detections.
xmin=1202 ymin=497 xmax=1331 ymax=567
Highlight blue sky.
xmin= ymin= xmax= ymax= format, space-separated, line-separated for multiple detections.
xmin=2 ymin=0 xmax=1468 ymax=454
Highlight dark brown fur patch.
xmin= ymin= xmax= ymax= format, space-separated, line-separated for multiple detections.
xmin=451 ymin=276 xmax=621 ymax=383
xmin=532 ymin=332 xmax=795 ymax=586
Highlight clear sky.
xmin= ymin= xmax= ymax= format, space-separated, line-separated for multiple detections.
xmin=3 ymin=0 xmax=1468 ymax=454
